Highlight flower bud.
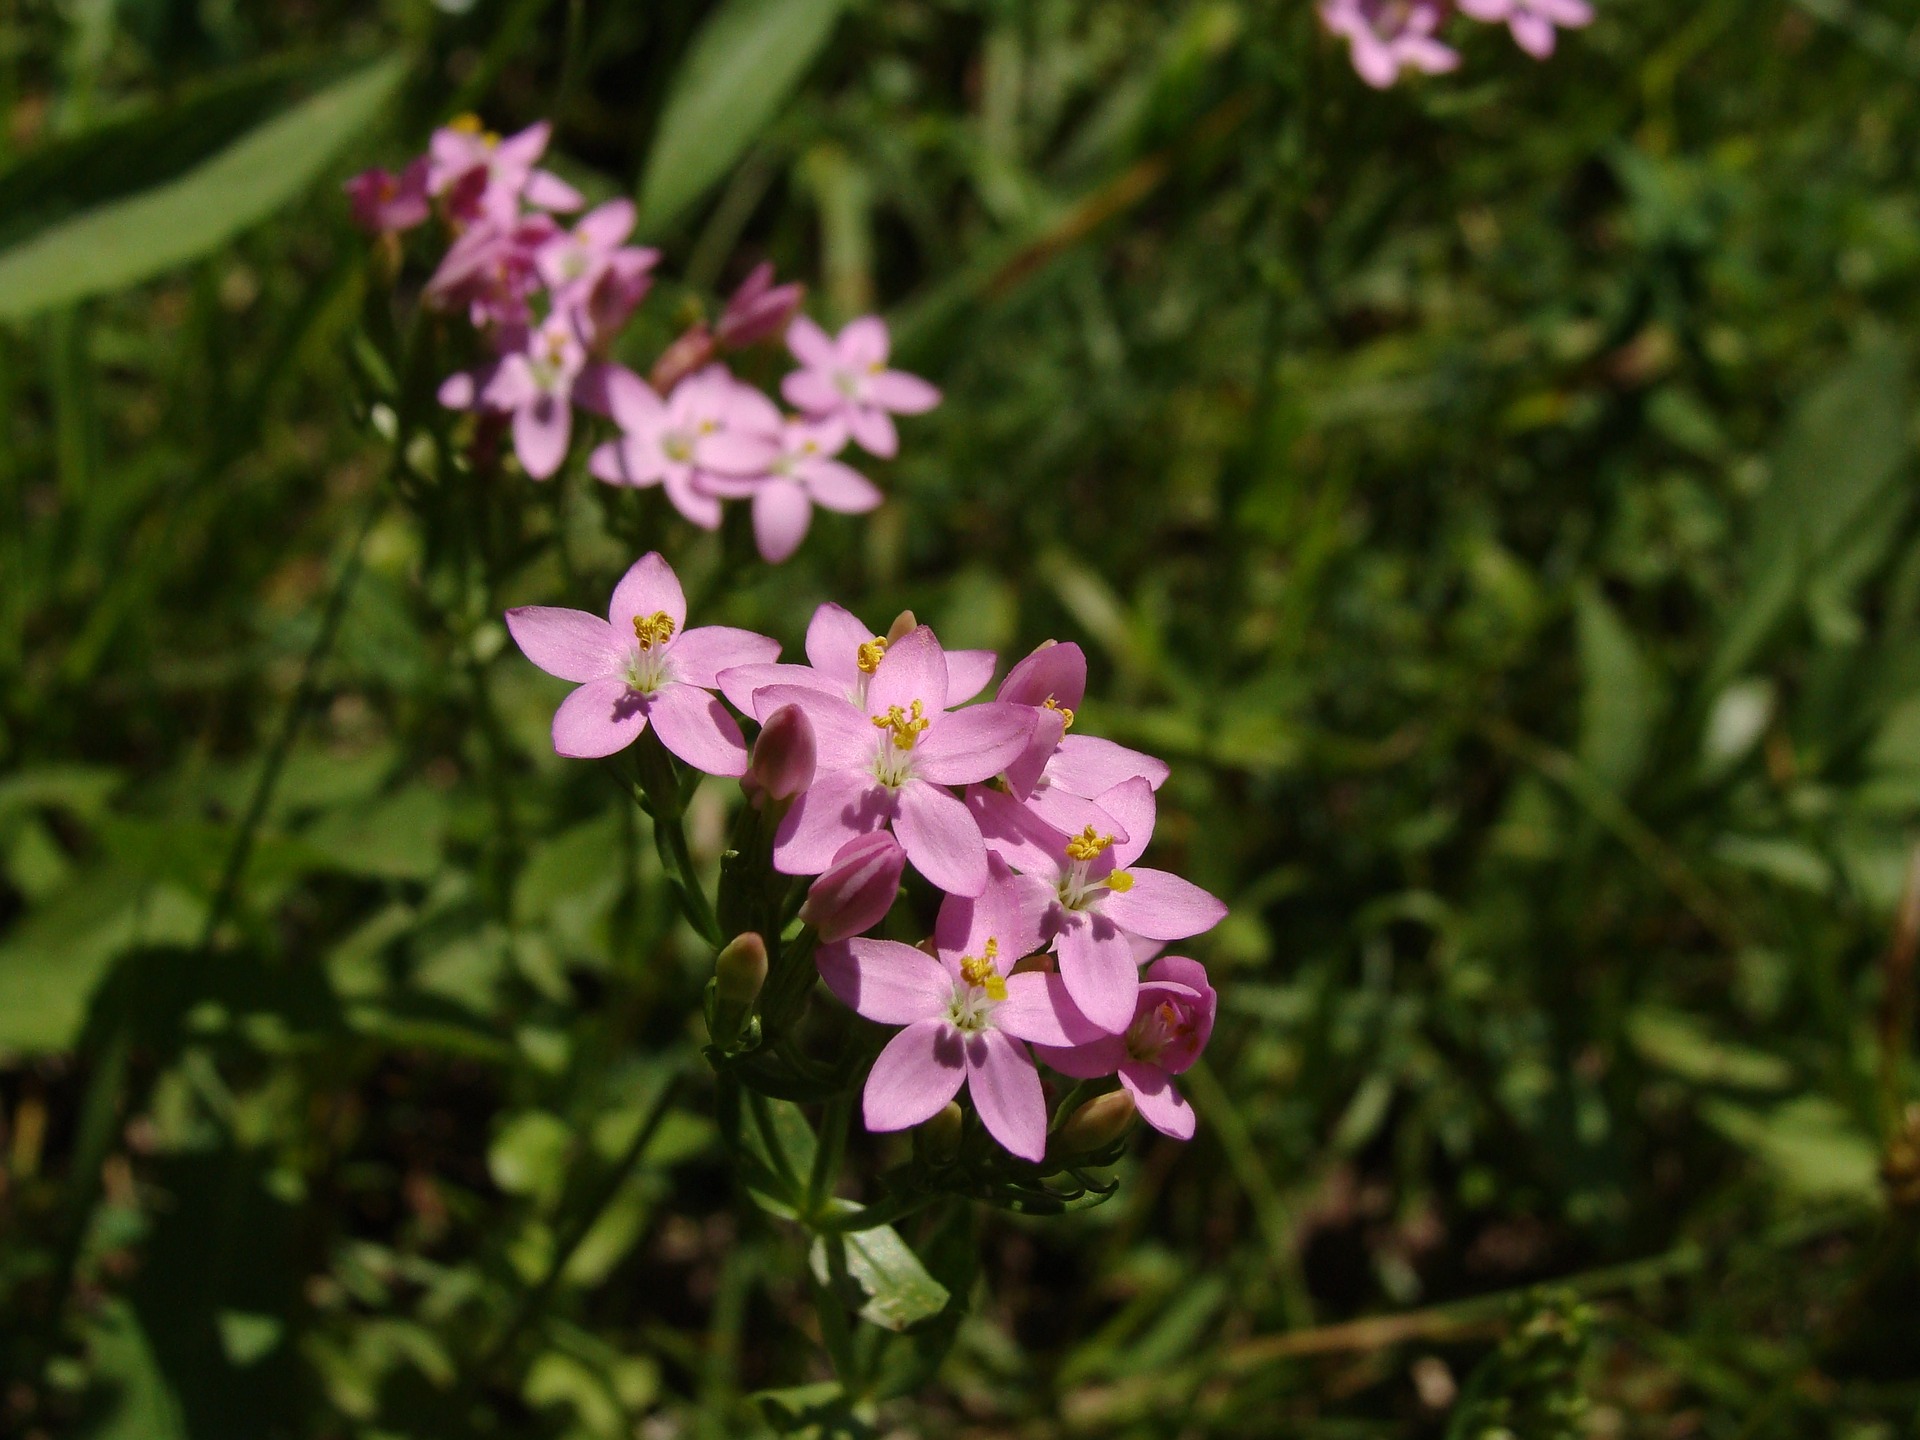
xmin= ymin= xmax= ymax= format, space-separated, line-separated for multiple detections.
xmin=742 ymin=704 xmax=816 ymax=808
xmin=708 ymin=932 xmax=768 ymax=1046
xmin=1054 ymin=1089 xmax=1137 ymax=1155
xmin=884 ymin=611 xmax=918 ymax=644
xmin=798 ymin=832 xmax=906 ymax=942
xmin=648 ymin=322 xmax=716 ymax=393
xmin=715 ymin=261 xmax=805 ymax=349
xmin=916 ymin=1102 xmax=964 ymax=1164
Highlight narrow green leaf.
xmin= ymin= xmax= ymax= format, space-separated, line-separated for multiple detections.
xmin=637 ymin=0 xmax=844 ymax=232
xmin=1574 ymin=582 xmax=1661 ymax=794
xmin=0 ymin=55 xmax=408 ymax=321
xmin=809 ymin=1222 xmax=950 ymax=1332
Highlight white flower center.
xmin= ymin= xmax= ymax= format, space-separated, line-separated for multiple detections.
xmin=945 ymin=941 xmax=1005 ymax=1033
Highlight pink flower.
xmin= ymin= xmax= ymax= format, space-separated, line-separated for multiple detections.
xmin=817 ymin=859 xmax=1101 ymax=1160
xmin=798 ymin=832 xmax=908 ymax=942
xmin=1033 ymin=956 xmax=1216 ymax=1141
xmin=716 ymin=262 xmax=805 ymax=349
xmin=344 ymin=158 xmax=430 ymax=234
xmin=537 ymin=199 xmax=657 ymax=312
xmin=503 ymin=552 xmax=779 ymax=774
xmin=965 ymin=641 xmax=1170 ymax=865
xmin=781 ymin=316 xmax=940 ymax=459
xmin=438 ymin=311 xmax=587 ymax=479
xmin=1320 ymin=0 xmax=1460 ymax=88
xmin=718 ymin=603 xmax=996 ymax=718
xmin=1456 ymin=0 xmax=1592 ymax=57
xmin=428 ymin=117 xmax=582 ymax=225
xmin=1010 ymin=778 xmax=1226 ymax=1034
xmin=712 ymin=416 xmax=883 ymax=565
xmin=754 ymin=626 xmax=1036 ymax=897
xmin=587 ymin=365 xmax=777 ymax=529
xmin=423 ymin=214 xmax=559 ymax=329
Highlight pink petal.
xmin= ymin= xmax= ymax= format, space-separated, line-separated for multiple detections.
xmin=607 ymin=552 xmax=687 ymax=633
xmin=669 ymin=626 xmax=781 ymax=690
xmin=799 ymin=458 xmax=882 ymax=513
xmin=915 ymin=703 xmax=1036 ymax=786
xmin=781 ymin=369 xmax=842 ymax=415
xmin=513 ymin=394 xmax=571 ymax=480
xmin=752 ymin=479 xmax=814 ymax=564
xmin=646 ymin=683 xmax=750 ymax=777
xmin=574 ymin=363 xmax=641 ymax=418
xmin=751 ymin=684 xmax=874 ymax=767
xmin=1026 ymin=784 xmax=1130 ymax=845
xmin=661 ymin=469 xmax=724 ymax=529
xmin=698 ymin=430 xmax=779 ymax=476
xmin=965 ymin=785 xmax=1074 ymax=876
xmin=715 ymin=662 xmax=834 ymax=718
xmin=1049 ymin=734 xmax=1170 ymax=797
xmin=484 ymin=355 xmax=538 ymax=410
xmin=995 ymin=972 xmax=1108 ymax=1047
xmin=816 ymin=939 xmax=950 ymax=1024
xmin=894 ymin=780 xmax=988 ymax=897
xmin=1100 ymin=868 xmax=1227 ymax=942
xmin=945 ymin=649 xmax=998 ymax=705
xmin=805 ymin=603 xmax=874 ymax=680
xmin=839 ymin=316 xmax=890 ymax=368
xmin=552 ymin=678 xmax=649 ymax=758
xmin=1091 ymin=777 xmax=1159 ymax=868
xmin=578 ymin=197 xmax=637 ymax=248
xmin=786 ymin=315 xmax=838 ymax=369
xmin=932 ymin=855 xmax=1049 ymax=963
xmin=524 ymin=169 xmax=584 ymax=212
xmin=1536 ymin=0 xmax=1593 ymax=24
xmin=1003 ymin=708 xmax=1065 ymax=798
xmin=864 ymin=1021 xmax=967 ymax=1132
xmin=846 ymin=405 xmax=898 ymax=459
xmin=1510 ymin=11 xmax=1556 ymax=55
xmin=590 ymin=437 xmax=665 ymax=488
xmin=1056 ymin=914 xmax=1140 ymax=1034
xmin=997 ymin=641 xmax=1087 ymax=712
xmin=774 ymin=769 xmax=894 ymax=876
xmin=604 ymin=370 xmax=666 ymax=433
xmin=869 ymin=370 xmax=941 ymax=414
xmin=1120 ymin=1063 xmax=1195 ymax=1140
xmin=439 ymin=370 xmax=479 ymax=409
xmin=1030 ymin=1032 xmax=1127 ymax=1080
xmin=868 ymin=625 xmax=948 ymax=717
xmin=504 ymin=606 xmax=620 ymax=683
xmin=964 ymin=1030 xmax=1045 ymax=1162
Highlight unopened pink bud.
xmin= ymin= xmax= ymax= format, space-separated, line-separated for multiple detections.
xmin=716 ymin=262 xmax=805 ymax=349
xmin=743 ymin=703 xmax=816 ymax=807
xmin=649 ymin=323 xmax=716 ymax=393
xmin=798 ymin=832 xmax=906 ymax=942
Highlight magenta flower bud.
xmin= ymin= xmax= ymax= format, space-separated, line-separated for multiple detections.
xmin=649 ymin=323 xmax=717 ymax=393
xmin=798 ymin=832 xmax=907 ymax=942
xmin=743 ymin=703 xmax=817 ymax=807
xmin=716 ymin=261 xmax=805 ymax=349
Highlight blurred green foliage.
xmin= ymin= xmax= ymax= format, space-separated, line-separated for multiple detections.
xmin=2 ymin=0 xmax=1919 ymax=1435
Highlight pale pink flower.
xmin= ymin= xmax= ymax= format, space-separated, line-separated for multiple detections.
xmin=718 ymin=603 xmax=996 ymax=719
xmin=423 ymin=214 xmax=559 ymax=329
xmin=1007 ymin=778 xmax=1226 ymax=1034
xmin=781 ymin=316 xmax=940 ymax=459
xmin=344 ymin=158 xmax=430 ymax=234
xmin=428 ymin=118 xmax=582 ymax=225
xmin=504 ymin=552 xmax=778 ymax=773
xmin=817 ymin=859 xmax=1101 ymax=1160
xmin=707 ymin=416 xmax=883 ymax=565
xmin=1456 ymin=0 xmax=1592 ymax=57
xmin=716 ymin=262 xmax=805 ymax=349
xmin=1033 ymin=956 xmax=1216 ymax=1141
xmin=587 ymin=365 xmax=777 ymax=529
xmin=753 ymin=626 xmax=1035 ymax=897
xmin=1321 ymin=0 xmax=1460 ymax=88
xmin=536 ymin=199 xmax=657 ymax=312
xmin=437 ymin=311 xmax=587 ymax=479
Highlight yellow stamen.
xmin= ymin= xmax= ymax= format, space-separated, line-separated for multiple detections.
xmin=632 ymin=611 xmax=676 ymax=649
xmin=1106 ymin=869 xmax=1134 ymax=893
xmin=1043 ymin=695 xmax=1076 ymax=730
xmin=1066 ymin=827 xmax=1113 ymax=863
xmin=856 ymin=637 xmax=888 ymax=674
xmin=959 ymin=939 xmax=1006 ymax=1000
xmin=871 ymin=700 xmax=930 ymax=749
xmin=448 ymin=112 xmax=484 ymax=133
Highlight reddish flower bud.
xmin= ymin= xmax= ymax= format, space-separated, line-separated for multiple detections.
xmin=743 ymin=703 xmax=817 ymax=808
xmin=715 ymin=261 xmax=805 ymax=349
xmin=1054 ymin=1089 xmax=1137 ymax=1156
xmin=649 ymin=323 xmax=716 ymax=393
xmin=798 ymin=832 xmax=906 ymax=942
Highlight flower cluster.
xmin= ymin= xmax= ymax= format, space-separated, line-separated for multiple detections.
xmin=507 ymin=553 xmax=1228 ymax=1161
xmin=347 ymin=118 xmax=940 ymax=563
xmin=1320 ymin=0 xmax=1594 ymax=88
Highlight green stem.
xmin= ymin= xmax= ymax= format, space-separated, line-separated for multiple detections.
xmin=628 ymin=734 xmax=721 ymax=945
xmin=806 ymin=1090 xmax=853 ymax=1219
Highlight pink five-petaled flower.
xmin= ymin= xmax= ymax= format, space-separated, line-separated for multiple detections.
xmin=817 ymin=859 xmax=1101 ymax=1161
xmin=753 ymin=626 xmax=1035 ymax=898
xmin=966 ymin=640 xmax=1170 ymax=863
xmin=345 ymin=158 xmax=430 ymax=234
xmin=1456 ymin=0 xmax=1592 ymax=57
xmin=439 ymin=311 xmax=586 ymax=480
xmin=1033 ymin=956 xmax=1216 ymax=1141
xmin=588 ymin=366 xmax=772 ymax=529
xmin=1320 ymin=0 xmax=1460 ymax=88
xmin=428 ymin=117 xmax=582 ymax=225
xmin=1012 ymin=777 xmax=1226 ymax=1034
xmin=718 ymin=603 xmax=996 ymax=719
xmin=781 ymin=316 xmax=940 ymax=459
xmin=537 ymin=198 xmax=656 ymax=310
xmin=503 ymin=552 xmax=778 ymax=775
xmin=723 ymin=416 xmax=884 ymax=565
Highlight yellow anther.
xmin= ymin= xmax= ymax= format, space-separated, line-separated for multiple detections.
xmin=856 ymin=637 xmax=888 ymax=674
xmin=632 ymin=611 xmax=676 ymax=649
xmin=1043 ymin=695 xmax=1076 ymax=731
xmin=448 ymin=112 xmax=484 ymax=133
xmin=1065 ymin=827 xmax=1113 ymax=863
xmin=1106 ymin=869 xmax=1134 ymax=893
xmin=871 ymin=700 xmax=930 ymax=749
xmin=959 ymin=940 xmax=1006 ymax=1000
